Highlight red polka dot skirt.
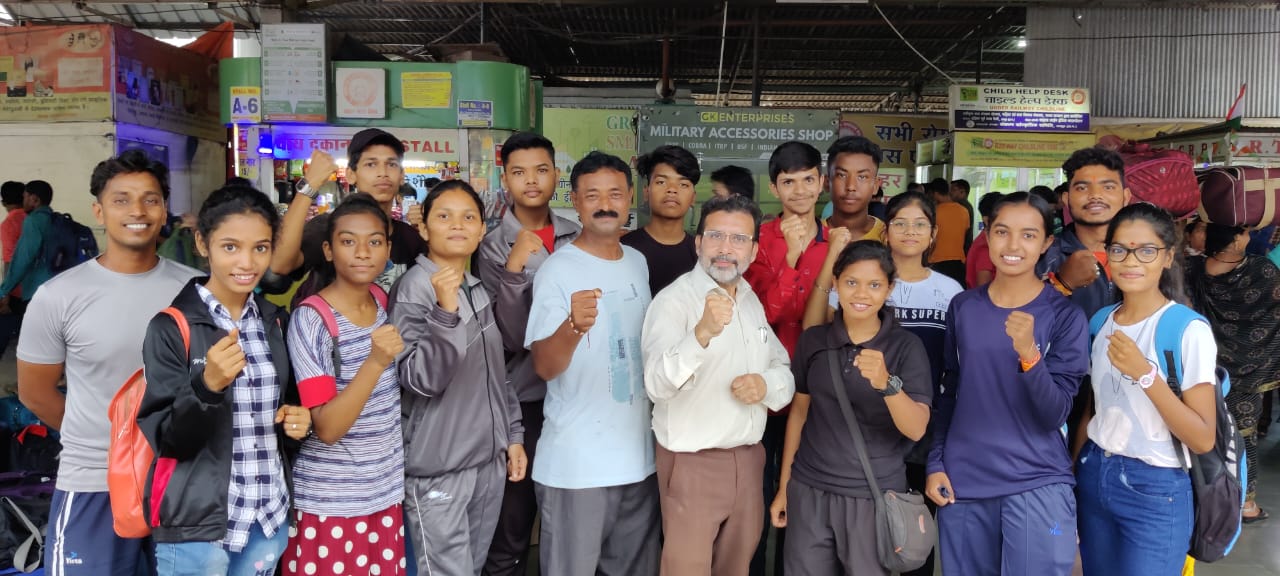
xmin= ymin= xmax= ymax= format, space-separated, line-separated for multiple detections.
xmin=281 ymin=504 xmax=406 ymax=576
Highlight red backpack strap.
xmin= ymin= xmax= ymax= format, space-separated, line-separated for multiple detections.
xmin=297 ymin=294 xmax=342 ymax=370
xmin=159 ymin=307 xmax=190 ymax=358
xmin=369 ymin=284 xmax=389 ymax=311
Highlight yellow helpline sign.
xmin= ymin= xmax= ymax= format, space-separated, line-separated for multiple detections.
xmin=953 ymin=131 xmax=1096 ymax=168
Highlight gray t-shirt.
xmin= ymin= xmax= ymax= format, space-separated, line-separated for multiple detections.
xmin=17 ymin=258 xmax=199 ymax=492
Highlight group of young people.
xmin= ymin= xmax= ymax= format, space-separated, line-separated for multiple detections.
xmin=10 ymin=123 xmax=1276 ymax=576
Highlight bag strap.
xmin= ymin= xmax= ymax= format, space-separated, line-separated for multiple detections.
xmin=159 ymin=307 xmax=190 ymax=358
xmin=369 ymin=283 xmax=389 ymax=310
xmin=824 ymin=347 xmax=884 ymax=501
xmin=1153 ymin=303 xmax=1203 ymax=471
xmin=1088 ymin=303 xmax=1119 ymax=350
xmin=297 ymin=294 xmax=342 ymax=370
xmin=3 ymin=496 xmax=41 ymax=573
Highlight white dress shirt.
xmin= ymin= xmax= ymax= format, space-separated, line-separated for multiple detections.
xmin=641 ymin=264 xmax=794 ymax=452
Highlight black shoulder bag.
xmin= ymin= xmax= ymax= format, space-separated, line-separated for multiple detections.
xmin=825 ymin=348 xmax=936 ymax=573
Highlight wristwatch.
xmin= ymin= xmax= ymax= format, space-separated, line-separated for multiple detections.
xmin=880 ymin=374 xmax=903 ymax=397
xmin=294 ymin=179 xmax=318 ymax=200
xmin=1135 ymin=363 xmax=1158 ymax=390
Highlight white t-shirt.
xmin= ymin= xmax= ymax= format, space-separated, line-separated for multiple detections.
xmin=1087 ymin=302 xmax=1218 ymax=468
xmin=525 ymin=243 xmax=655 ymax=489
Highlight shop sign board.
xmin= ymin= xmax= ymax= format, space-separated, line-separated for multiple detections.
xmin=261 ymin=24 xmax=327 ymax=123
xmin=838 ymin=113 xmax=948 ymax=173
xmin=457 ymin=99 xmax=493 ymax=128
xmin=541 ymin=108 xmax=638 ymax=208
xmin=953 ymin=132 xmax=1097 ymax=168
xmin=950 ymin=85 xmax=1090 ymax=133
xmin=335 ymin=67 xmax=385 ymax=119
xmin=229 ymin=87 xmax=261 ymax=124
xmin=1154 ymin=132 xmax=1280 ymax=165
xmin=0 ymin=25 xmax=113 ymax=122
xmin=268 ymin=125 xmax=459 ymax=162
xmin=638 ymin=106 xmax=838 ymax=159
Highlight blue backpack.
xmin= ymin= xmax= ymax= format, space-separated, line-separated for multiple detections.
xmin=1088 ymin=303 xmax=1245 ymax=562
xmin=42 ymin=212 xmax=97 ymax=274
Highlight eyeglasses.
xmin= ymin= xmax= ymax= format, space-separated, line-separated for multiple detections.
xmin=888 ymin=219 xmax=932 ymax=234
xmin=1106 ymin=244 xmax=1169 ymax=263
xmin=702 ymin=230 xmax=753 ymax=248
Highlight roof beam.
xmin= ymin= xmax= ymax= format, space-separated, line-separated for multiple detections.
xmin=72 ymin=2 xmax=132 ymax=27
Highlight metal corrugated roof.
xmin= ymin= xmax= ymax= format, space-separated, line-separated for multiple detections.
xmin=0 ymin=2 xmax=257 ymax=37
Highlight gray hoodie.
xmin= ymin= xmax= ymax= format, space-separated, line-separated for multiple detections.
xmin=475 ymin=209 xmax=581 ymax=403
xmin=390 ymin=254 xmax=523 ymax=478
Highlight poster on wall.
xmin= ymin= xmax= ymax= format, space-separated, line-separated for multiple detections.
xmin=335 ymin=67 xmax=385 ymax=119
xmin=541 ymin=108 xmax=638 ymax=209
xmin=261 ymin=24 xmax=327 ymax=123
xmin=401 ymin=71 xmax=451 ymax=109
xmin=0 ymin=25 xmax=112 ymax=122
xmin=950 ymin=85 xmax=1090 ymax=133
xmin=113 ymin=29 xmax=222 ymax=141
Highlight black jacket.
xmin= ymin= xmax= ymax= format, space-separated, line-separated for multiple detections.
xmin=137 ymin=278 xmax=299 ymax=544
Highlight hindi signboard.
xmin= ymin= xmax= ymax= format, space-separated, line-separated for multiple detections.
xmin=950 ymin=85 xmax=1090 ymax=133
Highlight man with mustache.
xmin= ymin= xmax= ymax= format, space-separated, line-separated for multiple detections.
xmin=1038 ymin=148 xmax=1130 ymax=458
xmin=526 ymin=151 xmax=659 ymax=575
xmin=623 ymin=145 xmax=701 ymax=296
xmin=641 ymin=194 xmax=794 ymax=575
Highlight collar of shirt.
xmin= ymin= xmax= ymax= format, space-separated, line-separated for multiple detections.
xmin=195 ymin=282 xmax=261 ymax=328
xmin=825 ymin=306 xmax=895 ymax=351
xmin=497 ymin=207 xmax=578 ymax=243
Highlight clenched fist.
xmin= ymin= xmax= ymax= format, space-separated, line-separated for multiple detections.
xmin=276 ymin=405 xmax=311 ymax=441
xmin=1005 ymin=311 xmax=1039 ymax=361
xmin=695 ymin=290 xmax=735 ymax=346
xmin=505 ymin=229 xmax=545 ymax=273
xmin=731 ymin=374 xmax=767 ymax=405
xmin=827 ymin=226 xmax=853 ymax=261
xmin=1059 ymin=250 xmax=1100 ymax=290
xmin=569 ymin=289 xmax=602 ymax=334
xmin=431 ymin=266 xmax=465 ymax=313
xmin=781 ymin=214 xmax=814 ymax=267
xmin=853 ymin=348 xmax=889 ymax=390
xmin=368 ymin=324 xmax=405 ymax=367
xmin=304 ymin=150 xmax=339 ymax=193
xmin=203 ymin=329 xmax=245 ymax=393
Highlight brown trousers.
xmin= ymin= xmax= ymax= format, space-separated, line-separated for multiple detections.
xmin=656 ymin=442 xmax=766 ymax=576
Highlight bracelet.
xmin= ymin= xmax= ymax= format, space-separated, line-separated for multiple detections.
xmin=567 ymin=314 xmax=586 ymax=336
xmin=1020 ymin=351 xmax=1042 ymax=372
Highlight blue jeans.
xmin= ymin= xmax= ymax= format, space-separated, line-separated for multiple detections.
xmin=1076 ymin=441 xmax=1193 ymax=576
xmin=155 ymin=520 xmax=289 ymax=576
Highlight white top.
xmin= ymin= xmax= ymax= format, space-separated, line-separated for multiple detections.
xmin=641 ymin=265 xmax=794 ymax=453
xmin=1087 ymin=302 xmax=1218 ymax=468
xmin=525 ymin=243 xmax=655 ymax=489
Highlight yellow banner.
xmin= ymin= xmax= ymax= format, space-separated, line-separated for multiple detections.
xmin=401 ymin=71 xmax=451 ymax=109
xmin=953 ymin=132 xmax=1097 ymax=168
